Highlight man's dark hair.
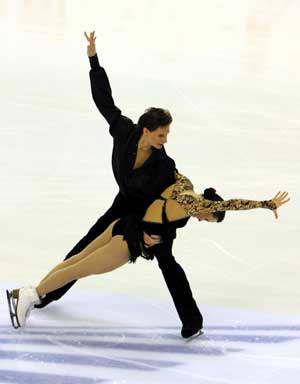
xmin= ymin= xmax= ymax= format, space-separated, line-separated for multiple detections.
xmin=203 ymin=188 xmax=226 ymax=223
xmin=137 ymin=107 xmax=172 ymax=132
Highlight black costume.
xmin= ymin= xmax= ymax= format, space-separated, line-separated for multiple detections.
xmin=36 ymin=54 xmax=203 ymax=334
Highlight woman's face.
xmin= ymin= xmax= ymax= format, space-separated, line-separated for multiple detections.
xmin=194 ymin=212 xmax=217 ymax=222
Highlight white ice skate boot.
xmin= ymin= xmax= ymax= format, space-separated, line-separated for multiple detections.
xmin=15 ymin=286 xmax=41 ymax=327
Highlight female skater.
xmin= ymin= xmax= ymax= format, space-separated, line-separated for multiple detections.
xmin=7 ymin=172 xmax=289 ymax=337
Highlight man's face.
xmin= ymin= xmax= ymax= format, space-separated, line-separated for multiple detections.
xmin=143 ymin=125 xmax=170 ymax=149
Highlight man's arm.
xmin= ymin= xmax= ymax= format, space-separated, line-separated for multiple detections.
xmin=84 ymin=31 xmax=126 ymax=132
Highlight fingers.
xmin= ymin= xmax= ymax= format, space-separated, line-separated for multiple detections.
xmin=84 ymin=31 xmax=96 ymax=42
xmin=144 ymin=241 xmax=158 ymax=248
xmin=143 ymin=232 xmax=160 ymax=240
xmin=143 ymin=232 xmax=161 ymax=247
xmin=281 ymin=198 xmax=290 ymax=204
xmin=270 ymin=191 xmax=289 ymax=219
xmin=274 ymin=191 xmax=289 ymax=199
xmin=274 ymin=191 xmax=281 ymax=199
xmin=150 ymin=235 xmax=161 ymax=240
xmin=279 ymin=191 xmax=289 ymax=200
xmin=272 ymin=191 xmax=290 ymax=207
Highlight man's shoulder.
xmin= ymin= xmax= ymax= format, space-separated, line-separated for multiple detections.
xmin=156 ymin=148 xmax=176 ymax=164
xmin=153 ymin=152 xmax=176 ymax=173
xmin=109 ymin=115 xmax=136 ymax=138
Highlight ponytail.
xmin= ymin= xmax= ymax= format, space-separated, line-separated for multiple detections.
xmin=204 ymin=188 xmax=217 ymax=200
xmin=203 ymin=187 xmax=225 ymax=222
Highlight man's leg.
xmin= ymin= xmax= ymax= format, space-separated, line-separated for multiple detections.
xmin=36 ymin=193 xmax=129 ymax=308
xmin=154 ymin=239 xmax=203 ymax=337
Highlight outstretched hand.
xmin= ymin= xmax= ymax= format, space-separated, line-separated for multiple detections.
xmin=84 ymin=31 xmax=97 ymax=57
xmin=271 ymin=191 xmax=290 ymax=219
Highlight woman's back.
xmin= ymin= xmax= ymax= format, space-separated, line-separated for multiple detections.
xmin=142 ymin=183 xmax=189 ymax=223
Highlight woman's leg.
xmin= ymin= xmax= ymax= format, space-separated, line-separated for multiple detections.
xmin=37 ymin=235 xmax=129 ymax=297
xmin=38 ymin=220 xmax=118 ymax=286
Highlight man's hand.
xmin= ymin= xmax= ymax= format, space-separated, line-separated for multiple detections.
xmin=84 ymin=31 xmax=97 ymax=57
xmin=143 ymin=232 xmax=162 ymax=248
xmin=271 ymin=191 xmax=290 ymax=219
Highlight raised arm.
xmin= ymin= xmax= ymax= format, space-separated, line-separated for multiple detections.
xmin=84 ymin=31 xmax=122 ymax=129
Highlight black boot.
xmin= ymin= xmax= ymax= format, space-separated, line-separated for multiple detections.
xmin=181 ymin=321 xmax=203 ymax=339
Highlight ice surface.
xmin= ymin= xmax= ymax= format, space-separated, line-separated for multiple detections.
xmin=1 ymin=289 xmax=300 ymax=384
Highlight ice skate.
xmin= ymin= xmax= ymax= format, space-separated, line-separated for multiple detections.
xmin=184 ymin=328 xmax=204 ymax=342
xmin=6 ymin=287 xmax=41 ymax=328
xmin=181 ymin=321 xmax=204 ymax=341
xmin=6 ymin=289 xmax=20 ymax=329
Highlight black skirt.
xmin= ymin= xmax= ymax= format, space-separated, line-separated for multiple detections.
xmin=112 ymin=214 xmax=186 ymax=263
xmin=112 ymin=215 xmax=156 ymax=263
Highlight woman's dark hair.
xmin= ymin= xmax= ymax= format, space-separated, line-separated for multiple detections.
xmin=137 ymin=107 xmax=172 ymax=132
xmin=203 ymin=188 xmax=225 ymax=223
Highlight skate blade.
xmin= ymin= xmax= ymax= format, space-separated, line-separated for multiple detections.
xmin=6 ymin=290 xmax=20 ymax=329
xmin=185 ymin=329 xmax=204 ymax=342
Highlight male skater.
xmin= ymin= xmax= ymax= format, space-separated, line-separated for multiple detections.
xmin=36 ymin=31 xmax=202 ymax=339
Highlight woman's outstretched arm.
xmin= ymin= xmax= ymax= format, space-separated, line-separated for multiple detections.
xmin=178 ymin=191 xmax=290 ymax=219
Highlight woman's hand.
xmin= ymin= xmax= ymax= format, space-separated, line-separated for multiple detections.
xmin=143 ymin=232 xmax=162 ymax=248
xmin=84 ymin=31 xmax=97 ymax=57
xmin=271 ymin=191 xmax=290 ymax=219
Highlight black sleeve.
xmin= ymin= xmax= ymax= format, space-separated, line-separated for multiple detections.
xmin=89 ymin=55 xmax=134 ymax=137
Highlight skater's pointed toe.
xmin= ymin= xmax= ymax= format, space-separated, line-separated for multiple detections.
xmin=17 ymin=287 xmax=41 ymax=327
xmin=8 ymin=286 xmax=41 ymax=328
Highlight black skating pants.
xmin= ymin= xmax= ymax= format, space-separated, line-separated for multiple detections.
xmin=153 ymin=239 xmax=203 ymax=327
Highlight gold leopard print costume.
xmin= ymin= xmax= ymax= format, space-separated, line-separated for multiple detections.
xmin=171 ymin=173 xmax=277 ymax=216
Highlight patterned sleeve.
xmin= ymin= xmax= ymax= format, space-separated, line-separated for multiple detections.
xmin=176 ymin=194 xmax=277 ymax=216
xmin=171 ymin=173 xmax=194 ymax=197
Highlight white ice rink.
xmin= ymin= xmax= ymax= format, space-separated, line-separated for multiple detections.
xmin=0 ymin=1 xmax=300 ymax=383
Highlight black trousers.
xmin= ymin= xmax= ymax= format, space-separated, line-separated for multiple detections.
xmin=37 ymin=193 xmax=203 ymax=327
xmin=153 ymin=239 xmax=203 ymax=327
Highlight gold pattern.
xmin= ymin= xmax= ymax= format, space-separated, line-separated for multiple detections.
xmin=171 ymin=173 xmax=276 ymax=216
